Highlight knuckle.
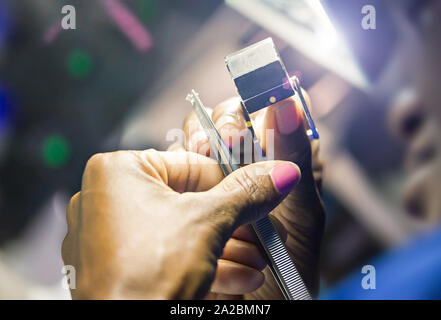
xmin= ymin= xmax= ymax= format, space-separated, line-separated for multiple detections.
xmin=61 ymin=234 xmax=69 ymax=263
xmin=61 ymin=240 xmax=77 ymax=271
xmin=83 ymin=151 xmax=134 ymax=185
xmin=212 ymin=98 xmax=241 ymax=124
xmin=143 ymin=148 xmax=157 ymax=158
xmin=66 ymin=192 xmax=79 ymax=225
xmin=238 ymin=171 xmax=259 ymax=201
xmin=228 ymin=169 xmax=265 ymax=205
xmin=183 ymin=112 xmax=200 ymax=135
xmin=85 ymin=152 xmax=108 ymax=173
xmin=85 ymin=151 xmax=134 ymax=175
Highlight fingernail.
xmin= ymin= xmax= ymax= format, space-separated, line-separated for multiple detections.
xmin=270 ymin=163 xmax=301 ymax=195
xmin=274 ymin=99 xmax=301 ymax=135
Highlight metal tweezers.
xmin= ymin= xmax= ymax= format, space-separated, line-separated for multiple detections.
xmin=186 ymin=89 xmax=311 ymax=300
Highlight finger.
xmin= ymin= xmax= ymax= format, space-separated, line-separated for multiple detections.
xmin=232 ymin=225 xmax=255 ymax=242
xmin=232 ymin=216 xmax=288 ymax=244
xmin=210 ymin=259 xmax=264 ymax=295
xmin=157 ymin=150 xmax=224 ymax=192
xmin=66 ymin=192 xmax=81 ymax=230
xmin=259 ymin=95 xmax=311 ymax=166
xmin=63 ymin=192 xmax=81 ymax=263
xmin=211 ymin=97 xmax=247 ymax=148
xmin=206 ymin=160 xmax=301 ymax=228
xmin=221 ymin=238 xmax=266 ymax=270
xmin=167 ymin=142 xmax=185 ymax=152
xmin=183 ymin=108 xmax=212 ymax=155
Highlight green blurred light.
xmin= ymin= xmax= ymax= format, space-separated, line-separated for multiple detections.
xmin=67 ymin=50 xmax=93 ymax=79
xmin=42 ymin=135 xmax=71 ymax=169
xmin=137 ymin=0 xmax=158 ymax=21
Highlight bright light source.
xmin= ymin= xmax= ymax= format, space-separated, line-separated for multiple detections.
xmin=226 ymin=0 xmax=369 ymax=90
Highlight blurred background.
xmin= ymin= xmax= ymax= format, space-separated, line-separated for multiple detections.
xmin=0 ymin=0 xmax=440 ymax=299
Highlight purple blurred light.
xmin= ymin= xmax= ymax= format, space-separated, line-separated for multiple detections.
xmin=43 ymin=23 xmax=63 ymax=44
xmin=101 ymin=0 xmax=153 ymax=52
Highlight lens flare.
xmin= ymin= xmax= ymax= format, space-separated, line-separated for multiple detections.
xmin=41 ymin=135 xmax=71 ymax=169
xmin=67 ymin=50 xmax=93 ymax=79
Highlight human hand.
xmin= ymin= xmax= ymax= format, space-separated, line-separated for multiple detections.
xmin=62 ymin=149 xmax=301 ymax=299
xmin=389 ymin=89 xmax=441 ymax=223
xmin=180 ymin=93 xmax=325 ymax=299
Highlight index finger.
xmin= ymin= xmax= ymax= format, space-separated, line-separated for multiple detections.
xmin=183 ymin=108 xmax=212 ymax=155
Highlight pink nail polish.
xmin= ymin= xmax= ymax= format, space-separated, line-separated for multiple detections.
xmin=270 ymin=163 xmax=301 ymax=195
xmin=274 ymin=99 xmax=301 ymax=135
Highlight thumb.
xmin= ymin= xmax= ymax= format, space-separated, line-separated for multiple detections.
xmin=260 ymin=93 xmax=312 ymax=169
xmin=205 ymin=161 xmax=301 ymax=231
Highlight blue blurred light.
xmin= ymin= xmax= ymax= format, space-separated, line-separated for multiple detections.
xmin=321 ymin=227 xmax=441 ymax=300
xmin=0 ymin=86 xmax=13 ymax=136
xmin=0 ymin=1 xmax=12 ymax=48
